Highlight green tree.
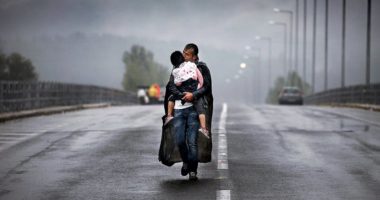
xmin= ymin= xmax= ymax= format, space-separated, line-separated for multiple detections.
xmin=122 ymin=45 xmax=169 ymax=91
xmin=0 ymin=52 xmax=7 ymax=80
xmin=266 ymin=71 xmax=311 ymax=104
xmin=0 ymin=52 xmax=38 ymax=81
xmin=6 ymin=53 xmax=38 ymax=81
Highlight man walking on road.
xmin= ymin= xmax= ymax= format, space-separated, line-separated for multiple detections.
xmin=167 ymin=43 xmax=213 ymax=180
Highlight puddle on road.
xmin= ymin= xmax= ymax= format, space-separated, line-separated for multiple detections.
xmin=69 ymin=131 xmax=107 ymax=151
xmin=339 ymin=118 xmax=371 ymax=132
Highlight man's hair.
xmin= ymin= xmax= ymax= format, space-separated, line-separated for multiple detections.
xmin=170 ymin=51 xmax=184 ymax=68
xmin=184 ymin=43 xmax=198 ymax=56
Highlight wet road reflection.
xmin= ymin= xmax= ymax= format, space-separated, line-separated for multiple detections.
xmin=0 ymin=104 xmax=379 ymax=200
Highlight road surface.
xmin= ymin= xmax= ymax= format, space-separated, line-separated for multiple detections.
xmin=0 ymin=104 xmax=379 ymax=200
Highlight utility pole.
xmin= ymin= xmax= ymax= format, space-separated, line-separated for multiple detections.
xmin=366 ymin=0 xmax=372 ymax=85
xmin=302 ymin=0 xmax=307 ymax=91
xmin=295 ymin=0 xmax=300 ymax=75
xmin=324 ymin=0 xmax=329 ymax=91
xmin=312 ymin=0 xmax=317 ymax=93
xmin=341 ymin=0 xmax=346 ymax=88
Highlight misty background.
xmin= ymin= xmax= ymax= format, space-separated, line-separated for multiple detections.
xmin=0 ymin=0 xmax=379 ymax=103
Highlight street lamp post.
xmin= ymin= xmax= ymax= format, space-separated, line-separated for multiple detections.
xmin=324 ymin=0 xmax=329 ymax=91
xmin=269 ymin=21 xmax=288 ymax=77
xmin=311 ymin=0 xmax=317 ymax=94
xmin=256 ymin=49 xmax=262 ymax=104
xmin=302 ymin=0 xmax=307 ymax=91
xmin=341 ymin=0 xmax=346 ymax=88
xmin=366 ymin=0 xmax=372 ymax=85
xmin=238 ymin=64 xmax=247 ymax=103
xmin=255 ymin=36 xmax=273 ymax=88
xmin=274 ymin=8 xmax=294 ymax=74
xmin=295 ymin=0 xmax=300 ymax=75
xmin=245 ymin=47 xmax=262 ymax=104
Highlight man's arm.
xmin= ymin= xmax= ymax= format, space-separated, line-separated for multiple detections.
xmin=167 ymin=74 xmax=183 ymax=98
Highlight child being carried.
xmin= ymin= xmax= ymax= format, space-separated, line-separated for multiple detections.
xmin=165 ymin=51 xmax=209 ymax=138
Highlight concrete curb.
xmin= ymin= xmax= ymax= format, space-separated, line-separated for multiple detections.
xmin=317 ymin=103 xmax=380 ymax=112
xmin=0 ymin=103 xmax=111 ymax=123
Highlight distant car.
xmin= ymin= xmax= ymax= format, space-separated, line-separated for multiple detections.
xmin=278 ymin=86 xmax=303 ymax=105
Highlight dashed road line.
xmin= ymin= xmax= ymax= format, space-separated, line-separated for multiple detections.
xmin=218 ymin=103 xmax=228 ymax=170
xmin=216 ymin=190 xmax=231 ymax=200
xmin=217 ymin=103 xmax=230 ymax=200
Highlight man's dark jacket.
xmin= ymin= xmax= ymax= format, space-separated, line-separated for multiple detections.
xmin=164 ymin=61 xmax=213 ymax=129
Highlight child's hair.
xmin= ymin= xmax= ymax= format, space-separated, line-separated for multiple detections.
xmin=170 ymin=51 xmax=185 ymax=68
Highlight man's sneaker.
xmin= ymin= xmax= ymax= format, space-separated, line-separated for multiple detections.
xmin=164 ymin=116 xmax=174 ymax=126
xmin=199 ymin=128 xmax=210 ymax=139
xmin=189 ymin=172 xmax=198 ymax=181
xmin=181 ymin=163 xmax=189 ymax=176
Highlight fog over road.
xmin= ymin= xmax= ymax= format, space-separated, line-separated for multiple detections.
xmin=0 ymin=104 xmax=379 ymax=200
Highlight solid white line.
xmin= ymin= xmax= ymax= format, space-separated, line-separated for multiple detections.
xmin=0 ymin=141 xmax=14 ymax=144
xmin=0 ymin=137 xmax=25 ymax=141
xmin=216 ymin=190 xmax=231 ymax=200
xmin=0 ymin=133 xmax=38 ymax=136
xmin=217 ymin=103 xmax=228 ymax=170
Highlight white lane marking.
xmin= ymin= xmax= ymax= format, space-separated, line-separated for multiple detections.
xmin=218 ymin=103 xmax=228 ymax=170
xmin=216 ymin=190 xmax=231 ymax=200
xmin=0 ymin=137 xmax=26 ymax=140
xmin=0 ymin=133 xmax=39 ymax=136
xmin=217 ymin=104 xmax=230 ymax=200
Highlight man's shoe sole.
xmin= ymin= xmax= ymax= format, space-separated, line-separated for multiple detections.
xmin=181 ymin=167 xmax=189 ymax=176
xmin=189 ymin=172 xmax=198 ymax=181
xmin=189 ymin=175 xmax=198 ymax=181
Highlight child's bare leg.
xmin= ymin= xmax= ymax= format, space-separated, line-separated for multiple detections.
xmin=199 ymin=114 xmax=209 ymax=138
xmin=165 ymin=101 xmax=175 ymax=125
xmin=167 ymin=101 xmax=174 ymax=117
xmin=199 ymin=114 xmax=207 ymax=130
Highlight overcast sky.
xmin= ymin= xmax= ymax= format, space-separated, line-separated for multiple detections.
xmin=0 ymin=0 xmax=298 ymax=51
xmin=0 ymin=0 xmax=378 ymax=102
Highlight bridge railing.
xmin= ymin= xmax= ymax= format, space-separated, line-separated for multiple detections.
xmin=304 ymin=83 xmax=380 ymax=105
xmin=0 ymin=81 xmax=137 ymax=113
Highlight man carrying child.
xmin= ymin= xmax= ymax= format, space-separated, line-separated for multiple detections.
xmin=165 ymin=43 xmax=213 ymax=180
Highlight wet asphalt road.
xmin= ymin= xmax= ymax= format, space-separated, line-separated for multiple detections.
xmin=0 ymin=104 xmax=379 ymax=200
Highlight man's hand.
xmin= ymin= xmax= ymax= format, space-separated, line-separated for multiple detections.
xmin=182 ymin=92 xmax=194 ymax=102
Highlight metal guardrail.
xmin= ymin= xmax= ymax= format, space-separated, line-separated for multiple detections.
xmin=0 ymin=81 xmax=137 ymax=113
xmin=304 ymin=83 xmax=380 ymax=105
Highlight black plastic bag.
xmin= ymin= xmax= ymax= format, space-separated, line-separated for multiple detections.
xmin=197 ymin=128 xmax=212 ymax=163
xmin=158 ymin=115 xmax=181 ymax=166
xmin=158 ymin=113 xmax=212 ymax=166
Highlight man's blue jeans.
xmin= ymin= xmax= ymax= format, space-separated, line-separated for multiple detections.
xmin=173 ymin=106 xmax=199 ymax=173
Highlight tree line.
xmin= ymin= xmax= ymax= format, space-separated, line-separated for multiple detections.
xmin=1 ymin=45 xmax=169 ymax=92
xmin=122 ymin=45 xmax=169 ymax=92
xmin=0 ymin=52 xmax=38 ymax=81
